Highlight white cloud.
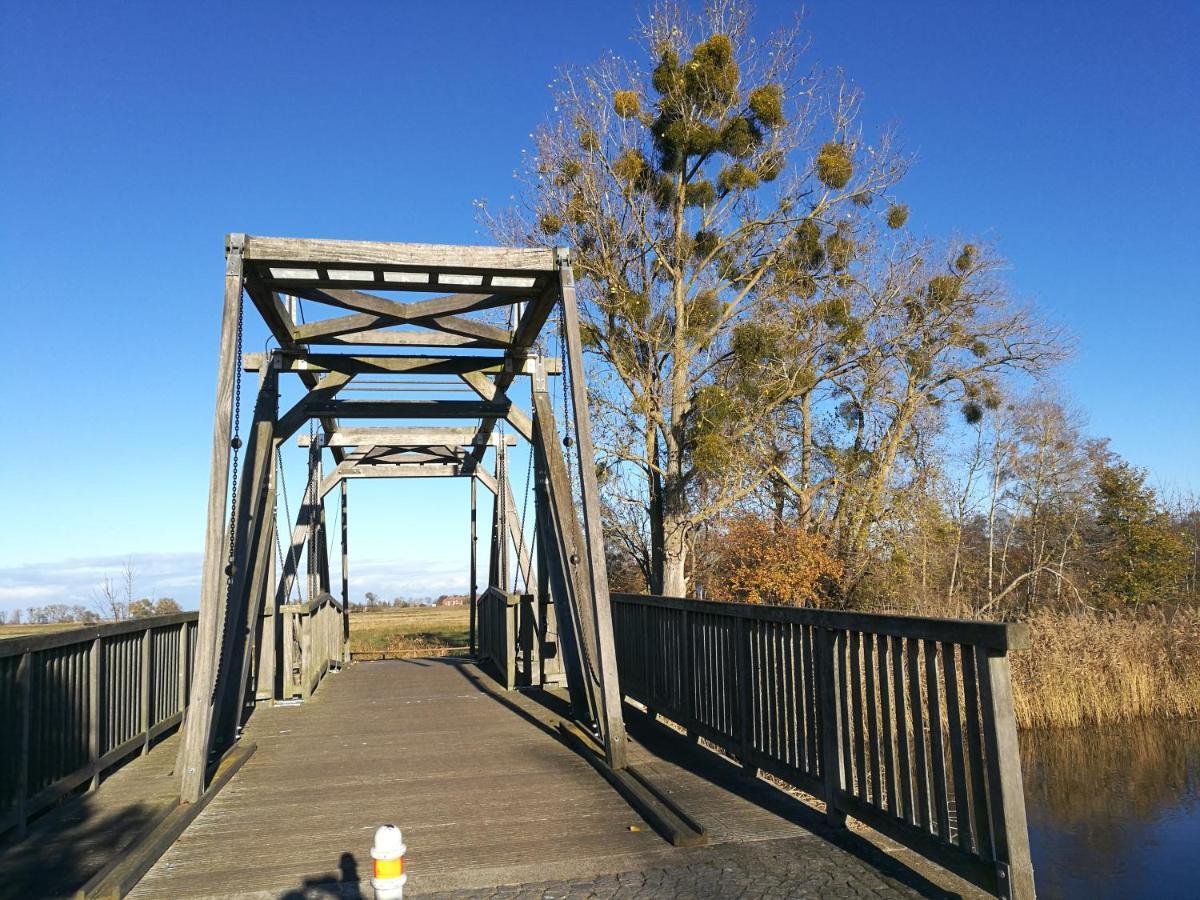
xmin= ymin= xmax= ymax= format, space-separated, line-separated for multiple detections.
xmin=0 ymin=550 xmax=472 ymax=614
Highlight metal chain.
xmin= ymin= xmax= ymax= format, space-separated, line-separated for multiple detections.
xmin=514 ymin=442 xmax=534 ymax=593
xmin=557 ymin=312 xmax=578 ymax=500
xmin=224 ymin=290 xmax=246 ymax=586
xmin=274 ymin=446 xmax=300 ymax=604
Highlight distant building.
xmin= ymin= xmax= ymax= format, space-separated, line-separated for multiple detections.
xmin=435 ymin=594 xmax=468 ymax=607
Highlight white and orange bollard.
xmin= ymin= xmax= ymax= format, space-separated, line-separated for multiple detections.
xmin=370 ymin=824 xmax=407 ymax=899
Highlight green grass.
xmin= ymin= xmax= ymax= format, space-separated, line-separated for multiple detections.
xmin=348 ymin=606 xmax=469 ymax=654
xmin=0 ymin=622 xmax=93 ymax=640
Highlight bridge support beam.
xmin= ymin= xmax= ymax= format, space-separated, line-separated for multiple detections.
xmin=179 ymin=236 xmax=245 ymax=804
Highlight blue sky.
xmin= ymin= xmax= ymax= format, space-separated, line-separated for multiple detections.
xmin=1 ymin=1 xmax=1196 ymax=612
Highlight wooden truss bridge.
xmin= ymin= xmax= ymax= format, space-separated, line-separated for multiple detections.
xmin=0 ymin=236 xmax=1037 ymax=899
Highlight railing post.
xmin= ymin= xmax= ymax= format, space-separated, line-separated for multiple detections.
xmin=301 ymin=612 xmax=313 ymax=700
xmin=89 ymin=637 xmax=103 ymax=788
xmin=140 ymin=627 xmax=152 ymax=755
xmin=178 ymin=621 xmax=189 ymax=712
xmin=817 ymin=627 xmax=848 ymax=827
xmin=14 ymin=650 xmax=31 ymax=837
xmin=976 ymin=646 xmax=1036 ymax=900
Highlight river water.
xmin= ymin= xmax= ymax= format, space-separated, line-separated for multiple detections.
xmin=1021 ymin=719 xmax=1200 ymax=899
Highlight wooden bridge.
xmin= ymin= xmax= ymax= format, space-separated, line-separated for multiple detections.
xmin=0 ymin=237 xmax=1035 ymax=898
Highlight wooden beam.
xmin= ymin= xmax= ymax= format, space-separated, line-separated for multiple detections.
xmin=301 ymin=398 xmax=517 ymax=423
xmin=458 ymin=372 xmax=534 ymax=443
xmin=291 ymin=287 xmax=519 ymax=321
xmin=297 ymin=427 xmax=517 ymax=448
xmin=243 ymin=235 xmax=556 ymax=274
xmin=179 ymin=234 xmax=244 ymax=803
xmin=559 ymin=258 xmax=628 ymax=769
xmin=291 ymin=310 xmax=510 ymax=346
xmin=304 ymin=330 xmax=503 ymax=348
xmin=275 ymin=372 xmax=354 ymax=443
xmin=243 ymin=352 xmax=562 ymax=377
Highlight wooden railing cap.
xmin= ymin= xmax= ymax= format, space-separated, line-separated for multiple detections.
xmin=611 ymin=593 xmax=1031 ymax=652
xmin=0 ymin=612 xmax=198 ymax=659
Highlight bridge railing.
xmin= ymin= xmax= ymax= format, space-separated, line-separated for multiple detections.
xmin=478 ymin=587 xmax=520 ymax=689
xmin=0 ymin=612 xmax=198 ymax=837
xmin=281 ymin=592 xmax=344 ymax=700
xmin=612 ymin=593 xmax=1034 ymax=899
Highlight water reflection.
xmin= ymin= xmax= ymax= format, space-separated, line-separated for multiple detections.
xmin=1021 ymin=719 xmax=1200 ymax=900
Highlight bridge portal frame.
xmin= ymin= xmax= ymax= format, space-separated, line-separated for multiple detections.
xmin=179 ymin=235 xmax=628 ymax=804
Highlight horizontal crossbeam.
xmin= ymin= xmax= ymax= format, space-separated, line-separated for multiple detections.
xmin=243 ymin=352 xmax=560 ymax=377
xmin=297 ymin=427 xmax=518 ymax=448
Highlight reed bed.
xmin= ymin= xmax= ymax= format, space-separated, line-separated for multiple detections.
xmin=1010 ymin=608 xmax=1200 ymax=729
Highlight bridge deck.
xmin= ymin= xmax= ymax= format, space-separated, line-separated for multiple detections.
xmin=123 ymin=658 xmax=972 ymax=898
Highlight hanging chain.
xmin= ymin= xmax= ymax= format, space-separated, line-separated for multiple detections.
xmin=224 ymin=289 xmax=246 ymax=585
xmin=514 ymin=442 xmax=534 ymax=593
xmin=274 ymin=446 xmax=300 ymax=604
xmin=557 ymin=311 xmax=578 ymax=501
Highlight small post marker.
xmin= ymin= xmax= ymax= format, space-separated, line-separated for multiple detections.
xmin=371 ymin=824 xmax=407 ymax=899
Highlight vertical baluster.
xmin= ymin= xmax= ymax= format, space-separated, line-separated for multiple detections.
xmin=891 ymin=635 xmax=913 ymax=823
xmin=837 ymin=630 xmax=853 ymax=795
xmin=849 ymin=631 xmax=865 ymax=798
xmin=735 ymin=615 xmax=752 ymax=768
xmin=941 ymin=642 xmax=972 ymax=852
xmin=925 ymin=639 xmax=950 ymax=841
xmin=804 ymin=624 xmax=819 ymax=776
xmin=907 ymin=637 xmax=931 ymax=832
xmin=961 ymin=644 xmax=993 ymax=858
xmin=863 ymin=634 xmax=881 ymax=806
xmin=877 ymin=635 xmax=897 ymax=816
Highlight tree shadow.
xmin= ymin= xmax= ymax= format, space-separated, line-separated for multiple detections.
xmin=278 ymin=851 xmax=364 ymax=899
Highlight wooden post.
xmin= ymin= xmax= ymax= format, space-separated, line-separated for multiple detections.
xmin=469 ymin=476 xmax=478 ymax=658
xmin=179 ymin=233 xmax=245 ymax=804
xmin=140 ymin=628 xmax=152 ymax=755
xmin=89 ymin=637 xmax=103 ymax=788
xmin=557 ymin=255 xmax=628 ymax=769
xmin=530 ymin=362 xmax=598 ymax=725
xmin=13 ymin=651 xmax=31 ymax=837
xmin=340 ymin=478 xmax=349 ymax=662
xmin=177 ymin=621 xmax=189 ymax=713
xmin=977 ymin=647 xmax=1036 ymax=900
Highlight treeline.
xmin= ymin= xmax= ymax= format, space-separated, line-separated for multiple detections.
xmin=0 ymin=597 xmax=182 ymax=626
xmin=346 ymin=592 xmax=439 ymax=612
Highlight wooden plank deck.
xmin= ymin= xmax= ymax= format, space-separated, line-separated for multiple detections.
xmin=125 ymin=658 xmax=971 ymax=898
xmin=0 ymin=734 xmax=183 ymax=899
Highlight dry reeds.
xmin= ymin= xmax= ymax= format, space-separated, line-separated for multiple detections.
xmin=1010 ymin=608 xmax=1200 ymax=729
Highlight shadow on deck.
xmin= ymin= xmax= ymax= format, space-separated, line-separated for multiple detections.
xmin=118 ymin=658 xmax=978 ymax=899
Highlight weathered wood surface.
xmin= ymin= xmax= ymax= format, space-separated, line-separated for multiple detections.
xmin=0 ymin=733 xmax=183 ymax=900
xmin=127 ymin=659 xmax=951 ymax=899
xmin=242 ymin=235 xmax=557 ymax=274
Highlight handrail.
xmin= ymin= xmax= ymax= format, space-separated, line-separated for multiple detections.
xmin=0 ymin=613 xmax=199 ymax=838
xmin=611 ymin=593 xmax=1035 ymax=900
xmin=478 ymin=587 xmax=520 ymax=689
xmin=280 ymin=592 xmax=343 ymax=700
xmin=0 ymin=612 xmax=198 ymax=658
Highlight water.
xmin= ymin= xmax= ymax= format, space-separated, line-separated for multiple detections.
xmin=1021 ymin=719 xmax=1200 ymax=900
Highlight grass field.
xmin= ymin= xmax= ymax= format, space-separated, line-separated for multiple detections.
xmin=347 ymin=606 xmax=470 ymax=654
xmin=0 ymin=622 xmax=89 ymax=640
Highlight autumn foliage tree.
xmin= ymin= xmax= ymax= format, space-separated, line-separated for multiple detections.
xmin=697 ymin=515 xmax=842 ymax=606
